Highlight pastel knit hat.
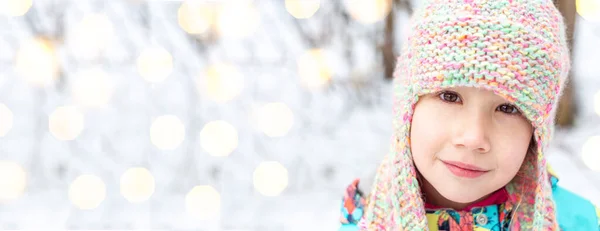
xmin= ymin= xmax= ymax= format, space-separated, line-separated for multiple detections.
xmin=359 ymin=0 xmax=570 ymax=230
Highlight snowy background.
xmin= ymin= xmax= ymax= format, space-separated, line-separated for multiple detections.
xmin=0 ymin=0 xmax=598 ymax=230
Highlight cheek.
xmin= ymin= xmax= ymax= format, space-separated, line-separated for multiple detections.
xmin=493 ymin=132 xmax=531 ymax=180
xmin=495 ymin=149 xmax=528 ymax=184
xmin=492 ymin=118 xmax=532 ymax=168
xmin=410 ymin=101 xmax=448 ymax=162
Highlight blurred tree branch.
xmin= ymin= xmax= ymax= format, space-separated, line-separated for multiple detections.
xmin=554 ymin=0 xmax=577 ymax=127
xmin=382 ymin=0 xmax=412 ymax=79
xmin=382 ymin=5 xmax=395 ymax=80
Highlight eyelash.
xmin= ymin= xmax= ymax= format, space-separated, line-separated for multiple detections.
xmin=437 ymin=91 xmax=522 ymax=115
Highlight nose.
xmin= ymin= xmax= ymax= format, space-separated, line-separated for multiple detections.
xmin=452 ymin=112 xmax=492 ymax=154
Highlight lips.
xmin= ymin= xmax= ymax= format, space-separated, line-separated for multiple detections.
xmin=442 ymin=160 xmax=490 ymax=178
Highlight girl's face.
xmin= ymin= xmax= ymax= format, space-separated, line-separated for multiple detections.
xmin=410 ymin=87 xmax=533 ymax=209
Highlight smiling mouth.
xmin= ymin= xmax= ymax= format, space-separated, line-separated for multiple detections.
xmin=441 ymin=160 xmax=490 ymax=178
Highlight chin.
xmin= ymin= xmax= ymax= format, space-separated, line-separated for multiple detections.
xmin=436 ymin=183 xmax=487 ymax=204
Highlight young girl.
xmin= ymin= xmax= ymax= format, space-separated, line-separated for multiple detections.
xmin=339 ymin=0 xmax=600 ymax=230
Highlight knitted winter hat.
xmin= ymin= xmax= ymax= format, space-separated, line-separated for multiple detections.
xmin=360 ymin=0 xmax=570 ymax=230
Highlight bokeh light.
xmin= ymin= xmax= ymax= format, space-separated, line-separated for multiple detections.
xmin=150 ymin=115 xmax=186 ymax=150
xmin=0 ymin=0 xmax=32 ymax=17
xmin=344 ymin=0 xmax=392 ymax=24
xmin=576 ymin=0 xmax=600 ymax=22
xmin=49 ymin=106 xmax=85 ymax=141
xmin=185 ymin=185 xmax=221 ymax=220
xmin=0 ymin=104 xmax=14 ymax=137
xmin=582 ymin=136 xmax=600 ymax=172
xmin=120 ymin=167 xmax=155 ymax=203
xmin=0 ymin=161 xmax=27 ymax=202
xmin=297 ymin=49 xmax=332 ymax=89
xmin=68 ymin=174 xmax=106 ymax=210
xmin=254 ymin=103 xmax=294 ymax=137
xmin=594 ymin=90 xmax=600 ymax=117
xmin=217 ymin=2 xmax=260 ymax=38
xmin=177 ymin=1 xmax=217 ymax=35
xmin=285 ymin=0 xmax=320 ymax=19
xmin=72 ymin=69 xmax=113 ymax=108
xmin=199 ymin=64 xmax=244 ymax=103
xmin=70 ymin=13 xmax=114 ymax=59
xmin=15 ymin=38 xmax=59 ymax=87
xmin=199 ymin=120 xmax=238 ymax=157
xmin=253 ymin=161 xmax=288 ymax=196
xmin=137 ymin=46 xmax=174 ymax=83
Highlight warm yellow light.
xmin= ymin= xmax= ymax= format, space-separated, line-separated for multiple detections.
xmin=120 ymin=167 xmax=155 ymax=203
xmin=0 ymin=161 xmax=26 ymax=202
xmin=185 ymin=185 xmax=221 ymax=220
xmin=199 ymin=64 xmax=244 ymax=103
xmin=49 ymin=106 xmax=85 ymax=141
xmin=199 ymin=120 xmax=238 ymax=157
xmin=150 ymin=115 xmax=185 ymax=150
xmin=344 ymin=0 xmax=392 ymax=24
xmin=582 ymin=136 xmax=600 ymax=172
xmin=15 ymin=38 xmax=59 ymax=87
xmin=577 ymin=0 xmax=600 ymax=22
xmin=72 ymin=69 xmax=113 ymax=108
xmin=297 ymin=49 xmax=332 ymax=89
xmin=178 ymin=1 xmax=217 ymax=35
xmin=0 ymin=104 xmax=14 ymax=137
xmin=216 ymin=2 xmax=260 ymax=38
xmin=137 ymin=46 xmax=173 ymax=83
xmin=70 ymin=14 xmax=114 ymax=59
xmin=254 ymin=103 xmax=294 ymax=137
xmin=69 ymin=174 xmax=106 ymax=210
xmin=0 ymin=0 xmax=33 ymax=17
xmin=594 ymin=90 xmax=600 ymax=117
xmin=285 ymin=0 xmax=320 ymax=19
xmin=253 ymin=161 xmax=288 ymax=196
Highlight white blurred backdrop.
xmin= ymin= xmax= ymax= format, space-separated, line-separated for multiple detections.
xmin=0 ymin=0 xmax=598 ymax=230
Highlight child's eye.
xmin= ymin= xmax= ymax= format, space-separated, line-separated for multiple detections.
xmin=438 ymin=91 xmax=462 ymax=103
xmin=497 ymin=104 xmax=521 ymax=115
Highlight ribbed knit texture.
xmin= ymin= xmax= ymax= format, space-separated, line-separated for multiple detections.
xmin=359 ymin=0 xmax=570 ymax=230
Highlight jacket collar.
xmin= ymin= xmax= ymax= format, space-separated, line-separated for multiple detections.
xmin=424 ymin=188 xmax=509 ymax=212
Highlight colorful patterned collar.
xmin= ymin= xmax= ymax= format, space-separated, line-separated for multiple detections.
xmin=425 ymin=203 xmax=514 ymax=230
